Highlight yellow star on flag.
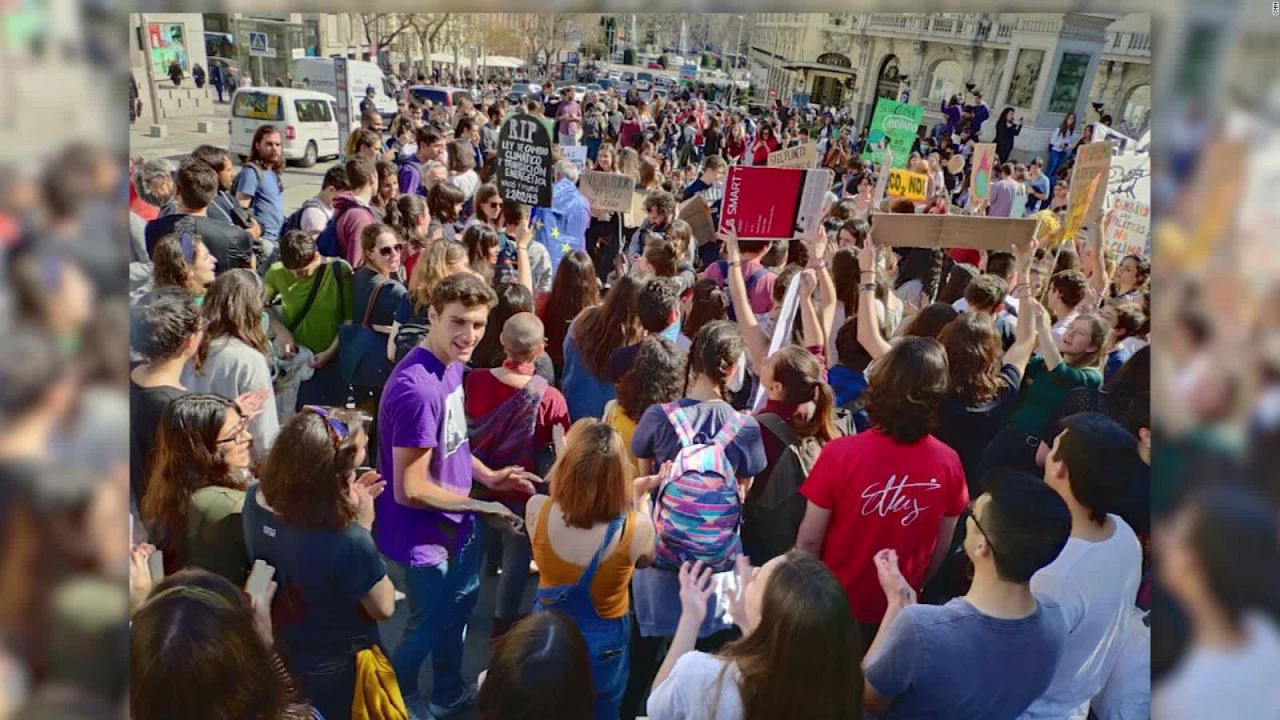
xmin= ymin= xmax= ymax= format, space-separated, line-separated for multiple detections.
xmin=534 ymin=220 xmax=544 ymax=231
xmin=550 ymin=226 xmax=561 ymax=239
xmin=561 ymin=242 xmax=571 ymax=255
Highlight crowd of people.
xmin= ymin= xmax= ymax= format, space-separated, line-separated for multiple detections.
xmin=118 ymin=66 xmax=1162 ymax=720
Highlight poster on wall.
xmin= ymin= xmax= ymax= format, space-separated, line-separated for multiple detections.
xmin=862 ymin=97 xmax=924 ymax=169
xmin=1048 ymin=52 xmax=1090 ymax=114
xmin=147 ymin=23 xmax=189 ymax=77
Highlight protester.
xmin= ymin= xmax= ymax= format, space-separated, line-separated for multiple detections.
xmin=330 ymin=157 xmax=381 ymax=267
xmin=476 ymin=612 xmax=595 ymax=720
xmin=181 ymin=270 xmax=280 ymax=459
xmin=234 ymin=125 xmax=287 ymax=252
xmin=562 ymin=273 xmax=644 ymax=421
xmin=243 ymin=407 xmax=395 ymax=720
xmin=540 ymin=250 xmax=600 ymax=376
xmin=1047 ymin=112 xmax=1078 ymax=182
xmin=145 ymin=159 xmax=255 ymax=274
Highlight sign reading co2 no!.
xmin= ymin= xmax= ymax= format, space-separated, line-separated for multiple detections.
xmin=887 ymin=168 xmax=929 ymax=202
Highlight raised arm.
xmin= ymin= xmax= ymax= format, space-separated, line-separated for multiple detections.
xmin=514 ymin=220 xmax=534 ymax=294
xmin=806 ymin=223 xmax=838 ymax=347
xmin=1034 ymin=300 xmax=1065 ymax=372
xmin=857 ymin=239 xmax=893 ymax=360
xmin=1002 ymin=239 xmax=1039 ymax=374
xmin=797 ymin=270 xmax=825 ymax=350
xmin=720 ymin=221 xmax=771 ymax=371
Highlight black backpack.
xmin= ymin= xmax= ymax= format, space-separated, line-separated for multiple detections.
xmin=742 ymin=413 xmax=826 ymax=564
xmin=279 ymin=197 xmax=324 ymax=238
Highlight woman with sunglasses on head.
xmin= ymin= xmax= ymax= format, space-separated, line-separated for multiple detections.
xmin=243 ymin=406 xmax=395 ymax=720
xmin=351 ymin=223 xmax=409 ymax=445
xmin=150 ymin=230 xmax=218 ymax=299
xmin=182 ymin=269 xmax=280 ymax=461
xmin=142 ymin=393 xmax=257 ymax=585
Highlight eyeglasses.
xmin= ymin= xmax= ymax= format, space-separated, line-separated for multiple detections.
xmin=216 ymin=418 xmax=251 ymax=445
xmin=963 ymin=499 xmax=999 ymax=559
xmin=377 ymin=243 xmax=405 ymax=258
xmin=302 ymin=405 xmax=349 ymax=447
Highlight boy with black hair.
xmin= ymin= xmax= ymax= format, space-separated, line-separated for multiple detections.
xmin=293 ymin=165 xmax=349 ymax=240
xmin=607 ymin=276 xmax=683 ymax=383
xmin=145 ymin=159 xmax=255 ymax=273
xmin=829 ymin=319 xmax=872 ymax=431
xmin=864 ymin=469 xmax=1072 ymax=719
xmin=128 ymin=288 xmax=200 ymax=505
xmin=264 ymin=230 xmax=354 ymax=408
xmin=963 ymin=274 xmax=1017 ymax=350
xmin=399 ymin=127 xmax=448 ymax=197
xmin=1025 ymin=412 xmax=1142 ymax=719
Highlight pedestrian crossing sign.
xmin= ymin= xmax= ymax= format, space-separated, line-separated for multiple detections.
xmin=248 ymin=32 xmax=269 ymax=57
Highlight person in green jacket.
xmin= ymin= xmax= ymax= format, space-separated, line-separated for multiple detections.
xmin=981 ymin=300 xmax=1109 ymax=475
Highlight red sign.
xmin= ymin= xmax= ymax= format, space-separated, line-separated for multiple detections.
xmin=768 ymin=87 xmax=778 ymax=99
xmin=718 ymin=166 xmax=832 ymax=240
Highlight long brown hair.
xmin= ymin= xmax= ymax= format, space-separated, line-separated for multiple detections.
xmin=141 ymin=394 xmax=244 ymax=572
xmin=1065 ymin=313 xmax=1111 ymax=370
xmin=544 ymin=251 xmax=599 ymax=369
xmin=386 ymin=193 xmax=429 ymax=253
xmin=195 ymin=269 xmax=268 ymax=374
xmin=248 ymin=125 xmax=284 ymax=176
xmin=865 ymin=337 xmax=949 ymax=444
xmin=718 ymin=552 xmax=862 ymax=720
xmin=683 ymin=279 xmax=728 ymax=342
xmin=152 ymin=232 xmax=208 ymax=296
xmin=1058 ymin=112 xmax=1077 ymax=136
xmin=474 ymin=183 xmax=503 ymax=227
xmin=550 ymin=419 xmax=634 ymax=529
xmin=686 ymin=320 xmax=743 ymax=401
xmin=575 ymin=273 xmax=642 ymax=377
xmin=938 ymin=312 xmax=1003 ymax=405
xmin=768 ymin=346 xmax=838 ymax=442
xmin=258 ymin=408 xmax=365 ymax=532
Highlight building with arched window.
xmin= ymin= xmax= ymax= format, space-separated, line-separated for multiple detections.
xmin=748 ymin=12 xmax=1150 ymax=154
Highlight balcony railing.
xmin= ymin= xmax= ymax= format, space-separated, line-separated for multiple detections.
xmin=1103 ymin=30 xmax=1152 ymax=57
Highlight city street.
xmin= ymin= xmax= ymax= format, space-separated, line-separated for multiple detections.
xmin=130 ymin=101 xmax=327 ymax=211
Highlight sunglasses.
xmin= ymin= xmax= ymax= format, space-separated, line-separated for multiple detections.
xmin=377 ymin=243 xmax=405 ymax=258
xmin=302 ymin=405 xmax=350 ymax=446
xmin=485 ymin=201 xmax=501 ymax=208
xmin=963 ymin=499 xmax=999 ymax=559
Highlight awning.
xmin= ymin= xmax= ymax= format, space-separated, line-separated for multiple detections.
xmin=781 ymin=61 xmax=858 ymax=76
xmin=427 ymin=53 xmax=524 ymax=68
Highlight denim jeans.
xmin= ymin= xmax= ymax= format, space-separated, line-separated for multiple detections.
xmin=1046 ymin=148 xmax=1067 ymax=183
xmin=585 ymin=137 xmax=602 ymax=163
xmin=389 ymin=525 xmax=482 ymax=704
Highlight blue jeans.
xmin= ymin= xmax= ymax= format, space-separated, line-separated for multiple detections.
xmin=1046 ymin=148 xmax=1067 ymax=183
xmin=586 ymin=137 xmax=602 ymax=163
xmin=390 ymin=526 xmax=482 ymax=703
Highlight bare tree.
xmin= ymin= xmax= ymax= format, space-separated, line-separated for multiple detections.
xmin=358 ymin=13 xmax=415 ymax=56
xmin=407 ymin=13 xmax=452 ymax=69
xmin=525 ymin=13 xmax=575 ymax=71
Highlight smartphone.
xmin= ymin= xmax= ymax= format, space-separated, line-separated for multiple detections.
xmin=148 ymin=550 xmax=165 ymax=583
xmin=246 ymin=559 xmax=275 ymax=600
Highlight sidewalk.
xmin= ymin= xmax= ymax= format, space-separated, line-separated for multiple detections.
xmin=129 ymin=102 xmax=233 ymax=161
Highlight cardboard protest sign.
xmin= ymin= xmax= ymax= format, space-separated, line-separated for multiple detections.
xmin=1106 ymin=151 xmax=1150 ymax=211
xmin=946 ymin=154 xmax=966 ymax=175
xmin=718 ymin=166 xmax=833 ymax=241
xmin=768 ymin=142 xmax=818 ymax=169
xmin=623 ymin=190 xmax=649 ymax=228
xmin=1063 ymin=173 xmax=1102 ymax=239
xmin=887 ymin=169 xmax=929 ymax=203
xmin=559 ymin=145 xmax=587 ymax=173
xmin=497 ymin=113 xmax=554 ymax=207
xmin=870 ymin=213 xmax=1038 ymax=251
xmin=1069 ymin=141 xmax=1112 ymax=230
xmin=1103 ymin=197 xmax=1150 ymax=258
xmin=969 ymin=143 xmax=997 ymax=201
xmin=678 ymin=194 xmax=717 ymax=248
xmin=579 ymin=170 xmax=633 ymax=212
xmin=863 ymin=98 xmax=923 ymax=169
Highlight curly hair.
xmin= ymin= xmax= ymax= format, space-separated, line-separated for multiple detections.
xmin=195 ymin=270 xmax=268 ymax=374
xmin=864 ymin=337 xmax=949 ymax=444
xmin=938 ymin=312 xmax=1004 ymax=406
xmin=141 ymin=394 xmax=243 ymax=572
xmin=616 ymin=336 xmax=685 ymax=421
xmin=259 ymin=408 xmax=366 ymax=532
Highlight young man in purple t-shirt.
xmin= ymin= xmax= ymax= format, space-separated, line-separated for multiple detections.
xmin=376 ymin=272 xmax=538 ymax=716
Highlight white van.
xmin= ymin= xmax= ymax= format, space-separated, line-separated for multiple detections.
xmin=294 ymin=58 xmax=396 ymax=121
xmin=228 ymin=87 xmax=340 ymax=168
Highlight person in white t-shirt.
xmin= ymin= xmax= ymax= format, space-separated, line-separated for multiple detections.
xmin=647 ymin=552 xmax=862 ymax=720
xmin=1090 ymin=607 xmax=1150 ymax=720
xmin=298 ymin=165 xmax=349 ymax=239
xmin=1023 ymin=413 xmax=1143 ymax=719
xmin=1153 ymin=485 xmax=1280 ymax=720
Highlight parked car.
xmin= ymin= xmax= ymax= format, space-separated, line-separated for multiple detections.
xmin=294 ymin=58 xmax=396 ymax=120
xmin=621 ymin=71 xmax=635 ymax=83
xmin=229 ymin=87 xmax=340 ymax=168
xmin=508 ymin=82 xmax=543 ymax=104
xmin=406 ymin=85 xmax=471 ymax=109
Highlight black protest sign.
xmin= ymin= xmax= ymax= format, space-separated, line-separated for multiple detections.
xmin=497 ymin=113 xmax=554 ymax=208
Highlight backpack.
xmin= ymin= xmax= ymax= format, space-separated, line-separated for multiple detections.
xmin=315 ymin=202 xmax=372 ymax=259
xmin=743 ymin=414 xmax=827 ymax=564
xmin=393 ymin=318 xmax=429 ymax=364
xmin=713 ymin=260 xmax=768 ymax=322
xmin=651 ymin=404 xmax=745 ymax=573
xmin=279 ymin=197 xmax=324 ymax=238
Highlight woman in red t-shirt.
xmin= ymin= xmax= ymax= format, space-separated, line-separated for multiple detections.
xmin=751 ymin=125 xmax=780 ymax=166
xmin=795 ymin=337 xmax=967 ymax=636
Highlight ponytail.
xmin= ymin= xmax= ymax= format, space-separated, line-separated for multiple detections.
xmin=686 ymin=320 xmax=742 ymax=402
xmin=770 ymin=346 xmax=838 ymax=442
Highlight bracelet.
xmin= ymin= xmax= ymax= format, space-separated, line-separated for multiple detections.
xmin=859 ymin=283 xmax=877 ymax=293
xmin=810 ymin=261 xmax=827 ymax=270
xmin=728 ymin=260 xmax=742 ymax=267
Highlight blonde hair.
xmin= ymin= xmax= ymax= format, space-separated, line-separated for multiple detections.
xmin=408 ymin=240 xmax=469 ymax=312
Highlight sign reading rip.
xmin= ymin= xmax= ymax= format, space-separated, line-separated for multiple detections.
xmin=497 ymin=113 xmax=555 ymax=208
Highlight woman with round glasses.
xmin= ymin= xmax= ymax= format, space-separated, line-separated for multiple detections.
xmin=352 ymin=223 xmax=410 ymax=446
xmin=243 ymin=405 xmax=395 ymax=720
xmin=141 ymin=393 xmax=257 ymax=585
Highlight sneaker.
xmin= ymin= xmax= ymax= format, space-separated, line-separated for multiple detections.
xmin=404 ymin=695 xmax=435 ymax=720
xmin=427 ymin=684 xmax=478 ymax=719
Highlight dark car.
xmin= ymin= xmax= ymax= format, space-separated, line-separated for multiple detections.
xmin=508 ymin=82 xmax=543 ymax=104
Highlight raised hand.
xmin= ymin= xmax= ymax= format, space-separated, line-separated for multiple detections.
xmin=873 ymin=548 xmax=916 ymax=608
xmin=348 ymin=469 xmax=385 ymax=529
xmin=727 ymin=555 xmax=758 ymax=635
xmin=717 ymin=219 xmax=742 ymax=263
xmin=234 ymin=387 xmax=271 ymax=420
xmin=857 ymin=237 xmax=879 ymax=276
xmin=130 ymin=543 xmax=157 ymax=613
xmin=677 ymin=560 xmax=715 ymax=626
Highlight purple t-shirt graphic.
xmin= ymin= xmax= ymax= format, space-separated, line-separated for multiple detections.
xmin=376 ymin=346 xmax=475 ymax=567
